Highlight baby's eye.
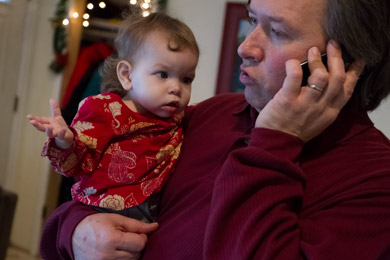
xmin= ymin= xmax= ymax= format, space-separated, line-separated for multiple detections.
xmin=157 ymin=71 xmax=168 ymax=78
xmin=182 ymin=77 xmax=194 ymax=84
xmin=247 ymin=16 xmax=257 ymax=26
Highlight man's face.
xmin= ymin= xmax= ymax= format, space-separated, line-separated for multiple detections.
xmin=238 ymin=0 xmax=327 ymax=111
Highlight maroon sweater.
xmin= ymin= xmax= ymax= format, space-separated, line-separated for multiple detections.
xmin=40 ymin=93 xmax=390 ymax=260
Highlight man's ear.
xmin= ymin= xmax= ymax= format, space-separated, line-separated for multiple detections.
xmin=116 ymin=60 xmax=133 ymax=91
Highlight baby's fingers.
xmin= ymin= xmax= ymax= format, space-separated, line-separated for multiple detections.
xmin=46 ymin=126 xmax=55 ymax=138
xmin=49 ymin=99 xmax=62 ymax=118
xmin=57 ymin=128 xmax=67 ymax=139
xmin=27 ymin=116 xmax=48 ymax=132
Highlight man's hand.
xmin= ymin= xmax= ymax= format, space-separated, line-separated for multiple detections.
xmin=72 ymin=213 xmax=159 ymax=260
xmin=256 ymin=40 xmax=365 ymax=142
xmin=27 ymin=99 xmax=74 ymax=149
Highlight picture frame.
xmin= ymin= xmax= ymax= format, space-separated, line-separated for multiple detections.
xmin=215 ymin=2 xmax=250 ymax=94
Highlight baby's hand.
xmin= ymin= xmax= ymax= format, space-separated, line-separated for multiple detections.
xmin=27 ymin=99 xmax=74 ymax=149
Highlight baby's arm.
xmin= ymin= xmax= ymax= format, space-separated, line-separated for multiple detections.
xmin=27 ymin=99 xmax=74 ymax=149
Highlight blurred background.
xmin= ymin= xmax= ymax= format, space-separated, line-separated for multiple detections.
xmin=0 ymin=0 xmax=388 ymax=259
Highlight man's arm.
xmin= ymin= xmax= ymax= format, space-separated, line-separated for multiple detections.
xmin=40 ymin=200 xmax=158 ymax=260
xmin=204 ymin=128 xmax=390 ymax=259
xmin=40 ymin=201 xmax=97 ymax=259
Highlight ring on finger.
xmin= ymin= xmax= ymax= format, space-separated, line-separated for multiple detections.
xmin=308 ymin=84 xmax=324 ymax=93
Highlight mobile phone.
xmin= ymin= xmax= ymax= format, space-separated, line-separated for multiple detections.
xmin=300 ymin=49 xmax=354 ymax=86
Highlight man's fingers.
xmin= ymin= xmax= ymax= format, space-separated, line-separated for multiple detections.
xmin=119 ymin=217 xmax=159 ymax=234
xmin=114 ymin=250 xmax=141 ymax=260
xmin=50 ymin=99 xmax=61 ymax=118
xmin=344 ymin=59 xmax=365 ymax=92
xmin=114 ymin=218 xmax=158 ymax=252
xmin=116 ymin=232 xmax=148 ymax=252
xmin=333 ymin=59 xmax=365 ymax=107
xmin=283 ymin=59 xmax=302 ymax=96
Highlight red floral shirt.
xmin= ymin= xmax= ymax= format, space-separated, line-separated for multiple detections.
xmin=42 ymin=93 xmax=183 ymax=210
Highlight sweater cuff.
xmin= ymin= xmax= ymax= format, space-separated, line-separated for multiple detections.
xmin=39 ymin=201 xmax=97 ymax=260
xmin=249 ymin=128 xmax=303 ymax=163
xmin=60 ymin=202 xmax=97 ymax=259
xmin=41 ymin=137 xmax=75 ymax=158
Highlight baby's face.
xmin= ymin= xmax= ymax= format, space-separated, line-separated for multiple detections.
xmin=127 ymin=31 xmax=198 ymax=119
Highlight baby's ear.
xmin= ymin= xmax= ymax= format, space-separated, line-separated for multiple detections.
xmin=116 ymin=60 xmax=133 ymax=91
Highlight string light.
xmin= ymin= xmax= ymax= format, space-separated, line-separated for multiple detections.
xmin=141 ymin=2 xmax=150 ymax=9
xmin=99 ymin=1 xmax=106 ymax=8
xmin=130 ymin=0 xmax=153 ymax=13
xmin=62 ymin=18 xmax=69 ymax=26
xmin=80 ymin=0 xmax=155 ymax=30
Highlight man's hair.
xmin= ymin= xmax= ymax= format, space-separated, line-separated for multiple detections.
xmin=100 ymin=12 xmax=199 ymax=97
xmin=323 ymin=0 xmax=390 ymax=111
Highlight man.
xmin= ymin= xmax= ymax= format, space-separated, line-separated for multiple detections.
xmin=40 ymin=0 xmax=390 ymax=259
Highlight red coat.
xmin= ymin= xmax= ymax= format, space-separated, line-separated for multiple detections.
xmin=43 ymin=93 xmax=183 ymax=210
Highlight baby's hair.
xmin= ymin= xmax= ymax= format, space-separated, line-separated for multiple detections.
xmin=100 ymin=12 xmax=199 ymax=97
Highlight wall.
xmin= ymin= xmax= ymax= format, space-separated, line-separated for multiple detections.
xmin=166 ymin=0 xmax=247 ymax=103
xmin=369 ymin=99 xmax=390 ymax=137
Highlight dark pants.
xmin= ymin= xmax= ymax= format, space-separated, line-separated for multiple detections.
xmin=92 ymin=193 xmax=160 ymax=223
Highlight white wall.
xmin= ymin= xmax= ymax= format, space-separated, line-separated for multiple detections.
xmin=166 ymin=0 xmax=390 ymax=138
xmin=369 ymin=99 xmax=390 ymax=137
xmin=166 ymin=0 xmax=247 ymax=103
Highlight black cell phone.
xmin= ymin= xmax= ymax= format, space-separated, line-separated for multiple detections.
xmin=300 ymin=48 xmax=354 ymax=86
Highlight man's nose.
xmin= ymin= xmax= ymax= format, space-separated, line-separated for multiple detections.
xmin=237 ymin=26 xmax=264 ymax=63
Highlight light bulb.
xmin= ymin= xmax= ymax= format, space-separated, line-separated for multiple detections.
xmin=142 ymin=11 xmax=150 ymax=17
xmin=83 ymin=20 xmax=90 ymax=27
xmin=62 ymin=18 xmax=69 ymax=26
xmin=87 ymin=3 xmax=94 ymax=10
xmin=72 ymin=12 xmax=79 ymax=18
xmin=141 ymin=2 xmax=149 ymax=9
xmin=130 ymin=0 xmax=137 ymax=5
xmin=99 ymin=2 xmax=106 ymax=8
xmin=83 ymin=13 xmax=90 ymax=19
xmin=144 ymin=0 xmax=151 ymax=3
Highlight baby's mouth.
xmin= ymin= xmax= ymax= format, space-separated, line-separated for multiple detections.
xmin=166 ymin=101 xmax=179 ymax=108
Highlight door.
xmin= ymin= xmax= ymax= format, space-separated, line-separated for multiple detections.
xmin=0 ymin=0 xmax=28 ymax=186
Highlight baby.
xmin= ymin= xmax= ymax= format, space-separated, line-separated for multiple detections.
xmin=27 ymin=12 xmax=199 ymax=222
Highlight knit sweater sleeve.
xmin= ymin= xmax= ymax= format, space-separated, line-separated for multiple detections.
xmin=39 ymin=201 xmax=97 ymax=260
xmin=204 ymin=127 xmax=390 ymax=259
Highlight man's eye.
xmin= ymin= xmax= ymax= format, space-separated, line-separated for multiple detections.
xmin=270 ymin=27 xmax=284 ymax=38
xmin=157 ymin=72 xmax=168 ymax=78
